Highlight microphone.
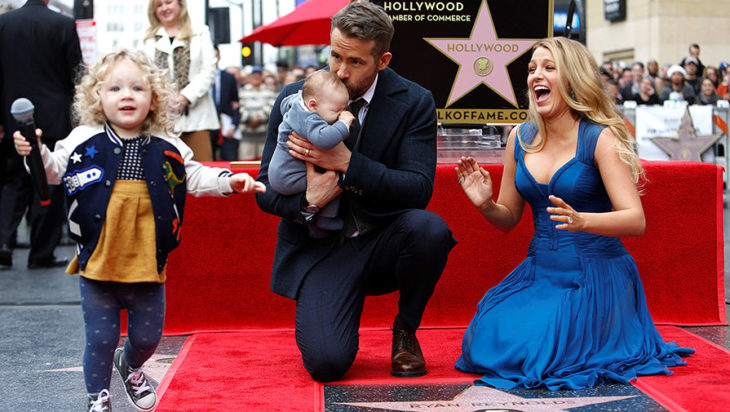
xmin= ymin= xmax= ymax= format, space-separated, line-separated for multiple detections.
xmin=10 ymin=98 xmax=50 ymax=207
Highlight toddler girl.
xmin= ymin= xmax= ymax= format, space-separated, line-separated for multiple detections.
xmin=14 ymin=49 xmax=265 ymax=412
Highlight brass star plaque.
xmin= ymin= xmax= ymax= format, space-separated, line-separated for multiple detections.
xmin=651 ymin=109 xmax=723 ymax=161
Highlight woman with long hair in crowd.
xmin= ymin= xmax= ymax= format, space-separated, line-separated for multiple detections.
xmin=142 ymin=0 xmax=219 ymax=161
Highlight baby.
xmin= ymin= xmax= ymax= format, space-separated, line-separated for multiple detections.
xmin=269 ymin=69 xmax=355 ymax=237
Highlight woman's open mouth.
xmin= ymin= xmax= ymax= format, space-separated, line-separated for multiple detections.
xmin=534 ymin=85 xmax=550 ymax=103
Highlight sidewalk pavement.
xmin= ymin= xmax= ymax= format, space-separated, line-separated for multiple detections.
xmin=0 ymin=245 xmax=184 ymax=411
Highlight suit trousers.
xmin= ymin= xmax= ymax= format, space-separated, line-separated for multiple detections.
xmin=294 ymin=209 xmax=456 ymax=382
xmin=0 ymin=152 xmax=31 ymax=247
xmin=218 ymin=138 xmax=240 ymax=161
xmin=0 ymin=150 xmax=64 ymax=264
xmin=27 ymin=183 xmax=65 ymax=264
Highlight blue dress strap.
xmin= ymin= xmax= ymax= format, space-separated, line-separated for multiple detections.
xmin=577 ymin=120 xmax=606 ymax=165
xmin=513 ymin=122 xmax=538 ymax=162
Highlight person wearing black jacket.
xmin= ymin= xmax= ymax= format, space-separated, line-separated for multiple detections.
xmin=632 ymin=77 xmax=660 ymax=105
xmin=210 ymin=46 xmax=240 ymax=160
xmin=255 ymin=2 xmax=456 ymax=382
xmin=0 ymin=0 xmax=82 ymax=269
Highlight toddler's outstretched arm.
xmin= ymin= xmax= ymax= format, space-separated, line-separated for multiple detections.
xmin=229 ymin=173 xmax=266 ymax=194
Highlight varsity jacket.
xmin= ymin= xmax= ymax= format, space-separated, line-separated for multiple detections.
xmin=39 ymin=124 xmax=234 ymax=273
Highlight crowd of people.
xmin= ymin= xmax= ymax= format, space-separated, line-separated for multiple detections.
xmin=213 ymin=61 xmax=324 ymax=161
xmin=602 ymin=43 xmax=729 ymax=106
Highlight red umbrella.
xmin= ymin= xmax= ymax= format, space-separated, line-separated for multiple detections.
xmin=239 ymin=0 xmax=349 ymax=47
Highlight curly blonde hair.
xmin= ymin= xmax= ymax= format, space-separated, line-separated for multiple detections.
xmin=520 ymin=37 xmax=644 ymax=185
xmin=73 ymin=49 xmax=176 ymax=136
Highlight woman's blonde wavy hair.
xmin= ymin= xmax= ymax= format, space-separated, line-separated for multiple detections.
xmin=144 ymin=0 xmax=193 ymax=41
xmin=73 ymin=49 xmax=176 ymax=136
xmin=520 ymin=37 xmax=644 ymax=185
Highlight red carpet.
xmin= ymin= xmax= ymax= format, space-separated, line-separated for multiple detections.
xmin=146 ymin=162 xmax=726 ymax=335
xmin=633 ymin=326 xmax=730 ymax=411
xmin=155 ymin=326 xmax=727 ymax=411
xmin=154 ymin=328 xmax=472 ymax=411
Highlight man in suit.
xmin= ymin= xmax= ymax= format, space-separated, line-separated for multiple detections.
xmin=0 ymin=0 xmax=82 ymax=269
xmin=256 ymin=2 xmax=456 ymax=382
xmin=209 ymin=45 xmax=240 ymax=161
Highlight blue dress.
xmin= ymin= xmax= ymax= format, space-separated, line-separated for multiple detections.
xmin=455 ymin=120 xmax=694 ymax=390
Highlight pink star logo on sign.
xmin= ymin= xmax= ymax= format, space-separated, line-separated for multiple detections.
xmin=425 ymin=0 xmax=537 ymax=107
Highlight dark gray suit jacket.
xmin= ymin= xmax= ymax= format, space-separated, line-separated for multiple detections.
xmin=256 ymin=67 xmax=438 ymax=299
xmin=0 ymin=0 xmax=82 ymax=143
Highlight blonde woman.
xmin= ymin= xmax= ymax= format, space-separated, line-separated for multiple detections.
xmin=142 ymin=0 xmax=219 ymax=161
xmin=454 ymin=37 xmax=693 ymax=390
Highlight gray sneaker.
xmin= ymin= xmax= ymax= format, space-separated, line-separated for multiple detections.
xmin=87 ymin=389 xmax=111 ymax=412
xmin=113 ymin=348 xmax=157 ymax=411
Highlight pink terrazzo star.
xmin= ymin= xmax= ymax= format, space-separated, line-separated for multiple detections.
xmin=425 ymin=0 xmax=537 ymax=107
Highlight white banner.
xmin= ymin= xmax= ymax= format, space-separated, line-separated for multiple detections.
xmin=75 ymin=19 xmax=97 ymax=67
xmin=635 ymin=105 xmax=714 ymax=160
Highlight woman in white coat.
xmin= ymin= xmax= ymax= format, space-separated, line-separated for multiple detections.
xmin=142 ymin=0 xmax=219 ymax=161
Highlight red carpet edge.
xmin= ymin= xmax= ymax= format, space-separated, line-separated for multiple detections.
xmin=155 ymin=334 xmax=197 ymax=400
xmin=633 ymin=326 xmax=730 ymax=411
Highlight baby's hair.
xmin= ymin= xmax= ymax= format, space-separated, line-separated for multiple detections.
xmin=73 ymin=49 xmax=176 ymax=136
xmin=302 ymin=69 xmax=347 ymax=101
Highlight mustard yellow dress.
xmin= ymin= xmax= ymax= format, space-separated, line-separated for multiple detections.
xmin=66 ymin=137 xmax=166 ymax=283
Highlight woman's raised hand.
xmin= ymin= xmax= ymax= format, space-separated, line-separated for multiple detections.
xmin=455 ymin=156 xmax=494 ymax=211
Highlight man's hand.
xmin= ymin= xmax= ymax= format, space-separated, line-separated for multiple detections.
xmin=304 ymin=162 xmax=342 ymax=208
xmin=287 ymin=131 xmax=352 ymax=173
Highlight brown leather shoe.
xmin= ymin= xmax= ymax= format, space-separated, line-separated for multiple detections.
xmin=391 ymin=325 xmax=427 ymax=377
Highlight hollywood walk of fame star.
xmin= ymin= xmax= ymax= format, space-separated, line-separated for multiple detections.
xmin=650 ymin=108 xmax=723 ymax=162
xmin=335 ymin=385 xmax=638 ymax=412
xmin=424 ymin=0 xmax=538 ymax=108
xmin=40 ymin=353 xmax=174 ymax=384
xmin=70 ymin=152 xmax=82 ymax=164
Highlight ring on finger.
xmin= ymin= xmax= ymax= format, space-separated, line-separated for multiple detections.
xmin=305 ymin=149 xmax=310 ymax=156
xmin=567 ymin=217 xmax=574 ymax=224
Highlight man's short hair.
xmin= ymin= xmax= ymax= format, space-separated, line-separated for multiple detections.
xmin=331 ymin=2 xmax=394 ymax=60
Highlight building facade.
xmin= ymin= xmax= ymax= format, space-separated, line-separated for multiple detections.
xmin=587 ymin=0 xmax=730 ymax=68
